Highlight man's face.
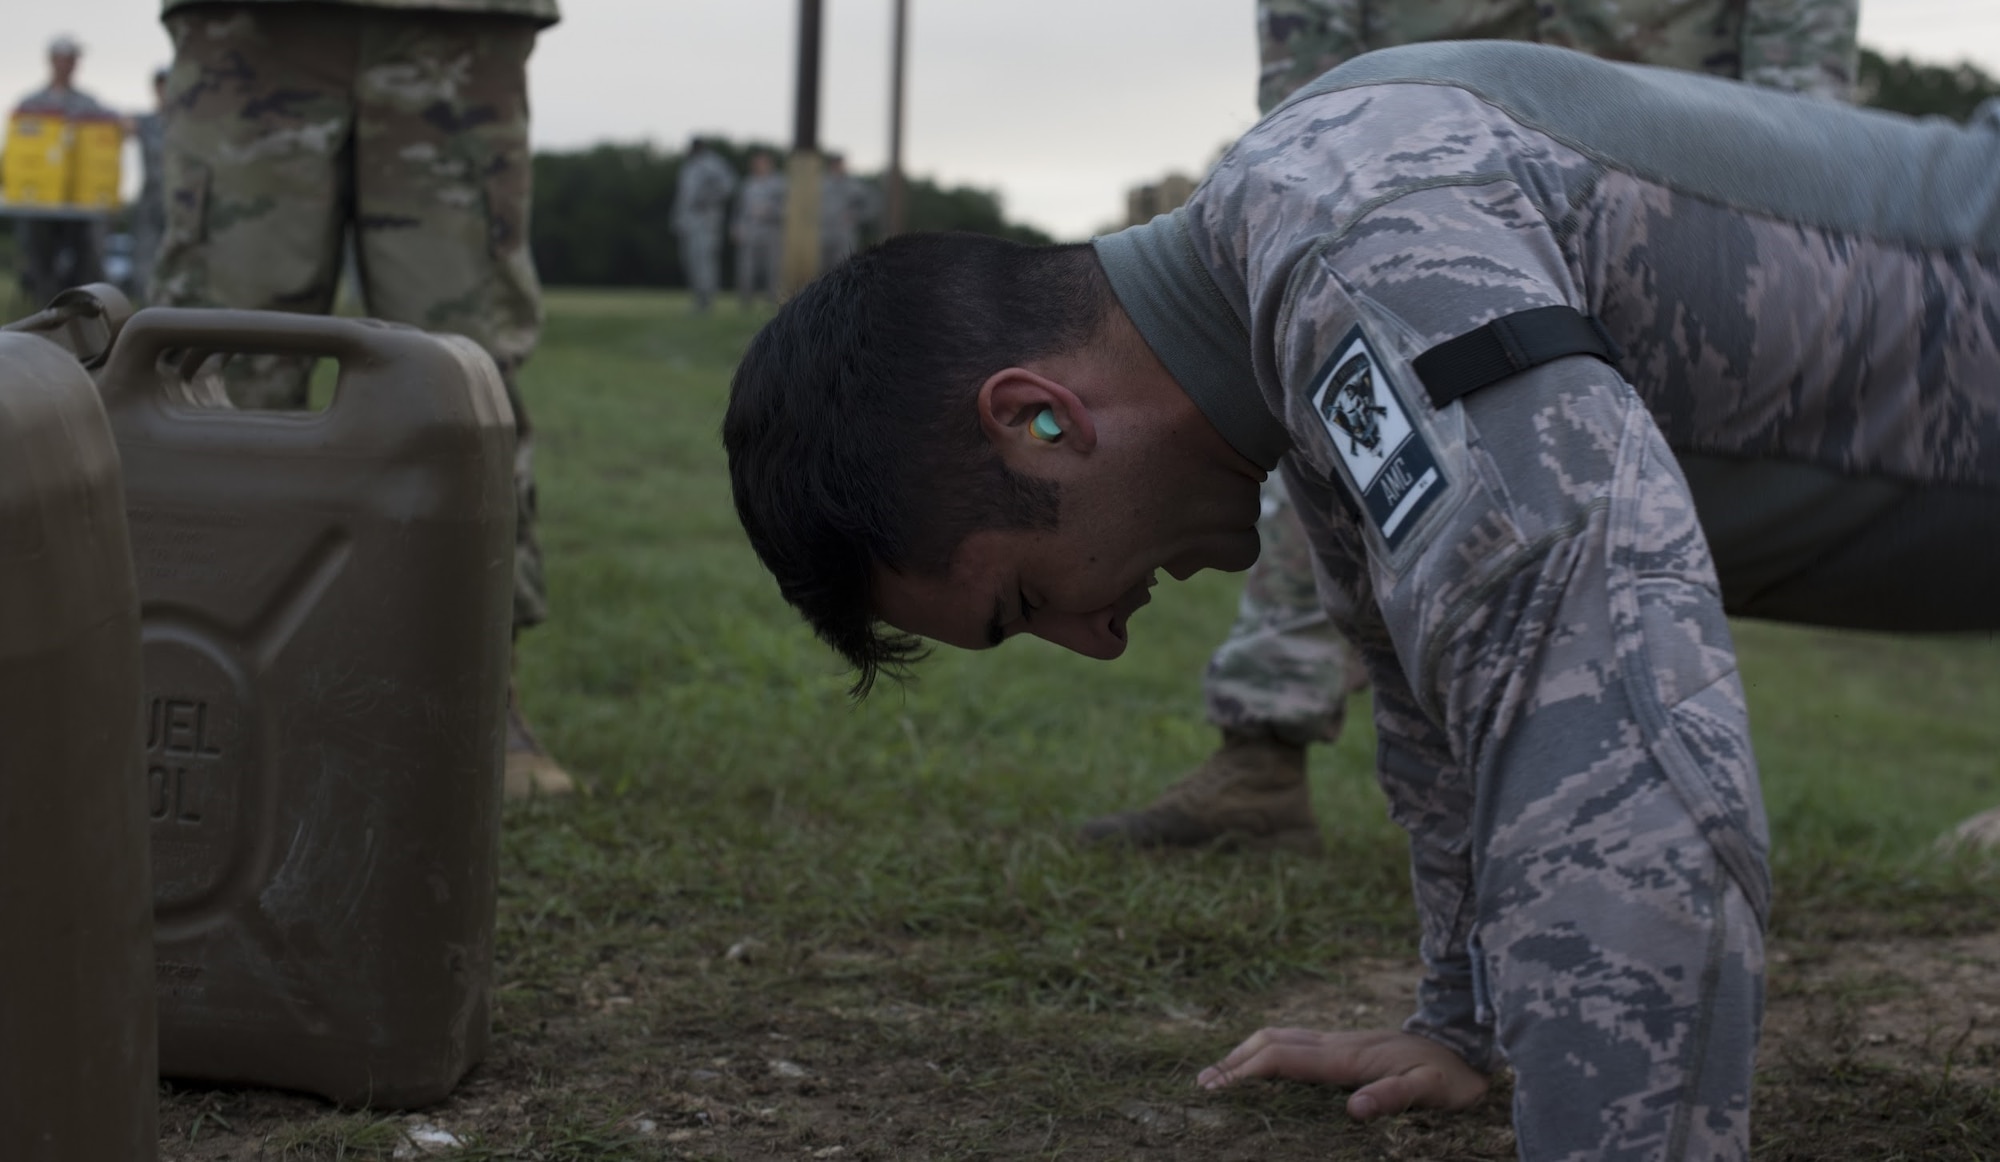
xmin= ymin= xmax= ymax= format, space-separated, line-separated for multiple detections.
xmin=873 ymin=465 xmax=1262 ymax=660
xmin=49 ymin=51 xmax=77 ymax=87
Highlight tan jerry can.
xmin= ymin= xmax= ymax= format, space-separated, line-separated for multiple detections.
xmin=96 ymin=309 xmax=517 ymax=1107
xmin=0 ymin=303 xmax=158 ymax=1159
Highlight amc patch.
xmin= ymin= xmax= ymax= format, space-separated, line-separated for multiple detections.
xmin=1309 ymin=325 xmax=1446 ymax=553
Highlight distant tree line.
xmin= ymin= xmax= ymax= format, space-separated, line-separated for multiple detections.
xmin=1858 ymin=48 xmax=2000 ymax=122
xmin=530 ymin=138 xmax=1051 ymax=288
xmin=533 ymin=52 xmax=1998 ymax=289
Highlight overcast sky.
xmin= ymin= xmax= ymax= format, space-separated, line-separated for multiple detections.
xmin=5 ymin=0 xmax=1998 ymax=240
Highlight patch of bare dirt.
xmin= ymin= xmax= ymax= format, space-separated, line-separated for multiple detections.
xmin=1763 ymin=930 xmax=2000 ymax=1085
xmin=155 ymin=935 xmax=2000 ymax=1160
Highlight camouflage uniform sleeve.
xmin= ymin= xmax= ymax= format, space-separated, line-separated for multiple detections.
xmin=1189 ymin=89 xmax=1771 ymax=1157
xmin=1739 ymin=0 xmax=1859 ymax=100
xmin=1257 ymin=0 xmax=1363 ymax=114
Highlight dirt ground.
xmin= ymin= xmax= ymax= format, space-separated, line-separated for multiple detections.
xmin=156 ymin=932 xmax=2000 ymax=1161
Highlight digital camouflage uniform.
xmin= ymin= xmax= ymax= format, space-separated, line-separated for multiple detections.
xmin=151 ymin=0 xmax=558 ymax=632
xmin=1212 ymin=0 xmax=1859 ymax=744
xmin=673 ymin=147 xmax=738 ymax=312
xmin=817 ymin=166 xmax=881 ymax=273
xmin=732 ymin=166 xmax=787 ymax=308
xmin=1094 ymin=41 xmax=2000 ymax=1156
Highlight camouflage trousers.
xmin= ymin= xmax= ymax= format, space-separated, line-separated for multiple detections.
xmin=15 ymin=218 xmax=106 ymax=307
xmin=1202 ymin=474 xmax=1360 ymax=745
xmin=678 ymin=223 xmax=724 ymax=311
xmin=153 ymin=3 xmax=548 ymax=631
xmin=736 ymin=228 xmax=781 ymax=307
xmin=1256 ymin=0 xmax=1859 ymax=114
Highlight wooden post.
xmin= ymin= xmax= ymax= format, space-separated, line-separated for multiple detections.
xmin=885 ymin=0 xmax=908 ymax=237
xmin=781 ymin=0 xmax=826 ymax=296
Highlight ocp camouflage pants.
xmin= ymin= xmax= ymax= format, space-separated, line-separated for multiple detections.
xmin=153 ymin=3 xmax=548 ymax=631
xmin=1202 ymin=474 xmax=1360 ymax=745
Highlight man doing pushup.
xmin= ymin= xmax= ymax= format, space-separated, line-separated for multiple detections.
xmin=724 ymin=43 xmax=2000 ymax=1160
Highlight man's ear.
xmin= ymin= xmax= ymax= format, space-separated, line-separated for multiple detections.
xmin=976 ymin=368 xmax=1098 ymax=453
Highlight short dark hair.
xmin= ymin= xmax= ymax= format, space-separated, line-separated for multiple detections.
xmin=724 ymin=233 xmax=1113 ymax=696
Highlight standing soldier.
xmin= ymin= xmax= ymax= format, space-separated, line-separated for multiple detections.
xmin=11 ymin=35 xmax=110 ymax=305
xmin=732 ymin=151 xmax=787 ymax=309
xmin=150 ymin=0 xmax=573 ymax=797
xmin=129 ymin=67 xmax=169 ymax=300
xmin=673 ymin=137 xmax=738 ymax=314
xmin=1079 ymin=0 xmax=1862 ymax=854
xmin=816 ymin=154 xmax=880 ymax=271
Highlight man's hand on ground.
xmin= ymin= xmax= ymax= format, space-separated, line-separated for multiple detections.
xmin=1195 ymin=1027 xmax=1489 ymax=1120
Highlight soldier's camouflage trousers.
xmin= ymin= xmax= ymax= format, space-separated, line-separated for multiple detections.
xmin=1202 ymin=475 xmax=1357 ymax=745
xmin=153 ymin=3 xmax=548 ymax=630
xmin=678 ymin=223 xmax=724 ymax=311
xmin=736 ymin=228 xmax=781 ymax=307
xmin=1257 ymin=0 xmax=1858 ymax=114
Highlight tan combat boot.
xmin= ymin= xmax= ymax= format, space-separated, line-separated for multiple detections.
xmin=1078 ymin=730 xmax=1321 ymax=854
xmin=504 ymin=683 xmax=575 ymax=799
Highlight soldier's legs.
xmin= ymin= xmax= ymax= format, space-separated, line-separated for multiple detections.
xmin=682 ymin=229 xmax=720 ymax=311
xmin=735 ymin=236 xmax=755 ymax=306
xmin=16 ymin=219 xmax=59 ymax=305
xmin=1080 ymin=476 xmax=1357 ymax=851
xmin=344 ymin=10 xmax=565 ymax=796
xmin=346 ymin=9 xmax=548 ymax=637
xmin=17 ymin=218 xmax=106 ymax=306
xmin=753 ymin=233 xmax=782 ymax=304
xmin=1204 ymin=475 xmax=1356 ymax=743
xmin=154 ymin=4 xmax=354 ymax=409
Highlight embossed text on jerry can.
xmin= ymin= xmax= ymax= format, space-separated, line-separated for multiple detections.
xmin=96 ymin=310 xmax=516 ymax=1108
xmin=0 ymin=321 xmax=158 ymax=1160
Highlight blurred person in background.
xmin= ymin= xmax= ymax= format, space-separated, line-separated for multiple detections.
xmin=11 ymin=35 xmax=109 ymax=304
xmin=817 ymin=153 xmax=880 ymax=271
xmin=673 ymin=136 xmax=737 ymax=314
xmin=128 ymin=67 xmax=169 ymax=300
xmin=151 ymin=0 xmax=572 ymax=797
xmin=732 ymin=151 xmax=786 ymax=309
xmin=1077 ymin=0 xmax=1861 ymax=856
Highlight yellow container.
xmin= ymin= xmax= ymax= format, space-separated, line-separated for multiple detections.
xmin=68 ymin=116 xmax=123 ymax=208
xmin=3 ymin=112 xmax=71 ymax=206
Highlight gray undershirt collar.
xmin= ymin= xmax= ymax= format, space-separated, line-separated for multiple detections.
xmin=1092 ymin=212 xmax=1292 ymax=470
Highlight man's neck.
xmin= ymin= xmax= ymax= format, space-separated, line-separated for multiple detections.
xmin=1091 ymin=212 xmax=1292 ymax=471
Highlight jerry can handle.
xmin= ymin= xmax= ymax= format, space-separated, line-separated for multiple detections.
xmin=98 ymin=308 xmax=424 ymax=411
xmin=2 ymin=283 xmax=134 ymax=369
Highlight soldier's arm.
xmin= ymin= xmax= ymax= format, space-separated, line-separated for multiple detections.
xmin=1207 ymin=163 xmax=1768 ymax=1153
xmin=1740 ymin=0 xmax=1859 ymax=100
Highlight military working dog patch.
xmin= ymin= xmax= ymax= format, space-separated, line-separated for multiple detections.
xmin=1310 ymin=325 xmax=1446 ymax=553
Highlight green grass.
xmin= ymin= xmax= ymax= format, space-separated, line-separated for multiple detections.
xmin=158 ymin=289 xmax=2000 ymax=1160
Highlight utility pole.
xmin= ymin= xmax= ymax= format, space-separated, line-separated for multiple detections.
xmin=780 ymin=0 xmax=826 ymax=296
xmin=885 ymin=0 xmax=909 ymax=236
